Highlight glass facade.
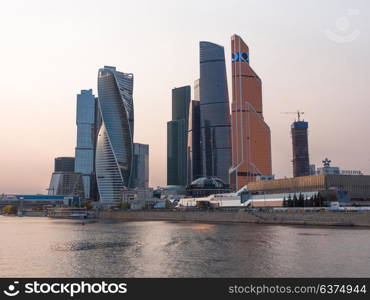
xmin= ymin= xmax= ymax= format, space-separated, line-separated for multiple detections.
xmin=167 ymin=119 xmax=187 ymax=185
xmin=193 ymin=79 xmax=200 ymax=101
xmin=187 ymin=100 xmax=202 ymax=184
xmin=74 ymin=89 xmax=97 ymax=199
xmin=96 ymin=66 xmax=134 ymax=204
xmin=199 ymin=41 xmax=231 ymax=184
xmin=54 ymin=157 xmax=75 ymax=172
xmin=130 ymin=143 xmax=149 ymax=189
xmin=167 ymin=86 xmax=190 ymax=186
xmin=48 ymin=172 xmax=84 ymax=198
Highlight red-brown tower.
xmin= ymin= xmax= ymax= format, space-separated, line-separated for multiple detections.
xmin=229 ymin=34 xmax=272 ymax=190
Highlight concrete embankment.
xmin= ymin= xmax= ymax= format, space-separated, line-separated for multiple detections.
xmin=99 ymin=210 xmax=370 ymax=227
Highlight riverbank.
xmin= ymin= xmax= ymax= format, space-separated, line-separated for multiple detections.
xmin=99 ymin=210 xmax=370 ymax=227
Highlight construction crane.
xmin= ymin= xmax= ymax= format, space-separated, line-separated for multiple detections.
xmin=281 ymin=110 xmax=305 ymax=122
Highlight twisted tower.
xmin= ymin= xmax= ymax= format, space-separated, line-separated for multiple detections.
xmin=96 ymin=66 xmax=134 ymax=204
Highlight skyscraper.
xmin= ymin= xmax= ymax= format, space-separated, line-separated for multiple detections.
xmin=187 ymin=79 xmax=202 ymax=184
xmin=54 ymin=157 xmax=75 ymax=172
xmin=167 ymin=86 xmax=190 ymax=186
xmin=291 ymin=120 xmax=310 ymax=177
xmin=74 ymin=89 xmax=98 ymax=199
xmin=187 ymin=99 xmax=201 ymax=183
xmin=131 ymin=143 xmax=149 ymax=189
xmin=199 ymin=41 xmax=231 ymax=183
xmin=194 ymin=79 xmax=200 ymax=101
xmin=96 ymin=66 xmax=134 ymax=204
xmin=229 ymin=34 xmax=272 ymax=190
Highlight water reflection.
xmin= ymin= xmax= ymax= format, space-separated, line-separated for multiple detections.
xmin=0 ymin=216 xmax=369 ymax=277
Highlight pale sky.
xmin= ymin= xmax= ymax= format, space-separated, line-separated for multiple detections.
xmin=0 ymin=0 xmax=369 ymax=194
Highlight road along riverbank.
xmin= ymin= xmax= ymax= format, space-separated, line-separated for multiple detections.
xmin=99 ymin=210 xmax=370 ymax=227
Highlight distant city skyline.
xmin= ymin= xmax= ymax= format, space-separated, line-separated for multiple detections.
xmin=1 ymin=0 xmax=369 ymax=193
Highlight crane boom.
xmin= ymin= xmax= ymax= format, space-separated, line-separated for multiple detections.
xmin=281 ymin=110 xmax=305 ymax=121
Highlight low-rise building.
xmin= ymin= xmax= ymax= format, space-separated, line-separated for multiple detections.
xmin=246 ymin=174 xmax=370 ymax=204
xmin=178 ymin=193 xmax=241 ymax=208
xmin=186 ymin=176 xmax=232 ymax=197
xmin=315 ymin=158 xmax=363 ymax=176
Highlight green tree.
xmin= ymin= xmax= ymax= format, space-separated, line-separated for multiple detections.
xmin=313 ymin=194 xmax=320 ymax=207
xmin=118 ymin=201 xmax=131 ymax=210
xmin=287 ymin=195 xmax=293 ymax=207
xmin=318 ymin=194 xmax=324 ymax=207
xmin=165 ymin=200 xmax=172 ymax=209
xmin=298 ymin=193 xmax=304 ymax=207
xmin=293 ymin=194 xmax=298 ymax=207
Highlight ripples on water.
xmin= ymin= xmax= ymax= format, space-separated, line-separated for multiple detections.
xmin=0 ymin=216 xmax=369 ymax=277
xmin=51 ymin=241 xmax=134 ymax=252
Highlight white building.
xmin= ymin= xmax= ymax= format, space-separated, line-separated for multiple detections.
xmin=316 ymin=158 xmax=363 ymax=176
xmin=341 ymin=170 xmax=363 ymax=176
xmin=178 ymin=193 xmax=241 ymax=208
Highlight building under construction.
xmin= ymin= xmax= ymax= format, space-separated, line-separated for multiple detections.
xmin=291 ymin=116 xmax=310 ymax=177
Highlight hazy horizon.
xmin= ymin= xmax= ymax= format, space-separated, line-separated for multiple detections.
xmin=1 ymin=0 xmax=369 ymax=194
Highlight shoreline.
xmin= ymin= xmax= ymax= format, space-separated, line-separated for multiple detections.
xmin=97 ymin=210 xmax=370 ymax=228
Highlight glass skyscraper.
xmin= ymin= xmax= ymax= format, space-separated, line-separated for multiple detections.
xmin=96 ymin=66 xmax=134 ymax=204
xmin=167 ymin=86 xmax=191 ymax=186
xmin=187 ymin=99 xmax=201 ymax=184
xmin=74 ymin=89 xmax=98 ymax=199
xmin=130 ymin=143 xmax=149 ymax=189
xmin=229 ymin=34 xmax=272 ymax=190
xmin=199 ymin=41 xmax=231 ymax=183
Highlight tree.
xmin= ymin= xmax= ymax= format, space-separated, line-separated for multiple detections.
xmin=118 ymin=201 xmax=131 ymax=210
xmin=307 ymin=196 xmax=313 ymax=207
xmin=196 ymin=201 xmax=210 ymax=209
xmin=313 ymin=194 xmax=320 ymax=207
xmin=298 ymin=193 xmax=304 ymax=207
xmin=293 ymin=194 xmax=298 ymax=207
xmin=287 ymin=195 xmax=293 ymax=207
xmin=283 ymin=197 xmax=287 ymax=207
xmin=165 ymin=200 xmax=172 ymax=209
xmin=318 ymin=194 xmax=324 ymax=207
xmin=2 ymin=205 xmax=17 ymax=215
xmin=81 ymin=201 xmax=93 ymax=210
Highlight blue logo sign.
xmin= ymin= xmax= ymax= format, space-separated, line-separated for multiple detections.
xmin=232 ymin=52 xmax=249 ymax=63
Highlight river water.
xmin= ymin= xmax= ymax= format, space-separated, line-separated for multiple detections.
xmin=0 ymin=216 xmax=369 ymax=277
